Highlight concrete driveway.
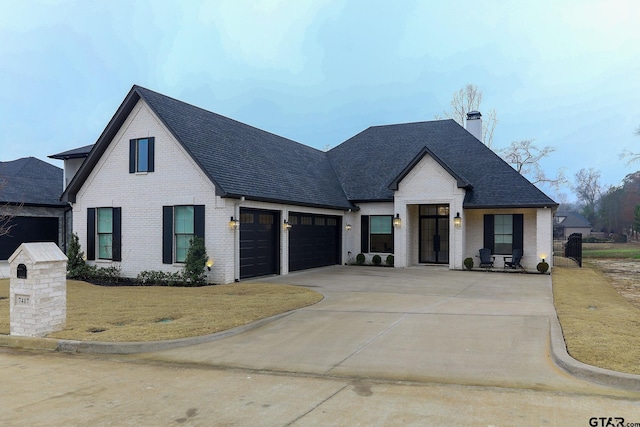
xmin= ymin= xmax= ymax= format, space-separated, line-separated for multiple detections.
xmin=138 ymin=266 xmax=607 ymax=393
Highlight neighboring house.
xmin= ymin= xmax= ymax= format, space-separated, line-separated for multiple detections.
xmin=59 ymin=85 xmax=558 ymax=284
xmin=553 ymin=210 xmax=591 ymax=240
xmin=0 ymin=157 xmax=70 ymax=259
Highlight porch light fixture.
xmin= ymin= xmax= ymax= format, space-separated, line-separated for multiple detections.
xmin=453 ymin=212 xmax=462 ymax=228
xmin=206 ymin=258 xmax=214 ymax=271
xmin=393 ymin=213 xmax=401 ymax=228
xmin=283 ymin=219 xmax=292 ymax=231
xmin=228 ymin=216 xmax=240 ymax=230
xmin=345 ymin=224 xmax=352 ymax=231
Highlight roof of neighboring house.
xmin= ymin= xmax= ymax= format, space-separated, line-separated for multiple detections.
xmin=554 ymin=210 xmax=591 ymax=228
xmin=48 ymin=144 xmax=94 ymax=160
xmin=328 ymin=121 xmax=557 ymax=208
xmin=61 ymin=85 xmax=557 ymax=210
xmin=0 ymin=157 xmax=65 ymax=206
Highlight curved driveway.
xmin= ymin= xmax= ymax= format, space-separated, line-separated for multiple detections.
xmin=140 ymin=266 xmax=617 ymax=393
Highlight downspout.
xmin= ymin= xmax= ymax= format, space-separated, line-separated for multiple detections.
xmin=234 ymin=196 xmax=245 ymax=282
xmin=63 ymin=203 xmax=73 ymax=254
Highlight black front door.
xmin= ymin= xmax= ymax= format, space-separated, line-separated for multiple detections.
xmin=419 ymin=205 xmax=449 ymax=264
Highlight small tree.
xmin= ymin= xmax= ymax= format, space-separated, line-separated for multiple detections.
xmin=182 ymin=236 xmax=208 ymax=286
xmin=67 ymin=232 xmax=88 ymax=279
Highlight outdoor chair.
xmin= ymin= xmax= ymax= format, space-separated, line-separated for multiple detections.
xmin=478 ymin=248 xmax=495 ymax=268
xmin=504 ymin=248 xmax=523 ymax=269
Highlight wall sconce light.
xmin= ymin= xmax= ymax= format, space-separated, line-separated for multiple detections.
xmin=454 ymin=212 xmax=462 ymax=228
xmin=228 ymin=216 xmax=239 ymax=230
xmin=345 ymin=224 xmax=352 ymax=231
xmin=393 ymin=213 xmax=401 ymax=228
xmin=283 ymin=219 xmax=292 ymax=231
xmin=206 ymin=258 xmax=214 ymax=271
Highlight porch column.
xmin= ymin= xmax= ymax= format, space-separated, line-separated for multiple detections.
xmin=536 ymin=207 xmax=554 ymax=269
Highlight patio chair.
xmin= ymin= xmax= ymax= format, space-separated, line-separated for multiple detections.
xmin=478 ymin=248 xmax=495 ymax=268
xmin=504 ymin=248 xmax=523 ymax=269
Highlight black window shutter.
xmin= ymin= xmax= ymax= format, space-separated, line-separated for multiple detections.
xmin=129 ymin=139 xmax=136 ymax=173
xmin=112 ymin=207 xmax=122 ymax=262
xmin=162 ymin=206 xmax=173 ymax=264
xmin=194 ymin=205 xmax=205 ymax=239
xmin=483 ymin=214 xmax=494 ymax=253
xmin=361 ymin=215 xmax=369 ymax=253
xmin=87 ymin=208 xmax=96 ymax=260
xmin=513 ymin=214 xmax=524 ymax=251
xmin=147 ymin=137 xmax=155 ymax=172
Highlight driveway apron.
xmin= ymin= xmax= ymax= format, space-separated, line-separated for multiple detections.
xmin=138 ymin=266 xmax=599 ymax=392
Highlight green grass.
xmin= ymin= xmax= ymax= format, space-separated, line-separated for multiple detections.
xmin=582 ymin=242 xmax=640 ymax=259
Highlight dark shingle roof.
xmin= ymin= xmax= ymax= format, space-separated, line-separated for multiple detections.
xmin=49 ymin=144 xmax=94 ymax=160
xmin=328 ymin=120 xmax=557 ymax=208
xmin=555 ymin=210 xmax=591 ymax=228
xmin=0 ymin=157 xmax=65 ymax=206
xmin=62 ymin=85 xmax=557 ymax=210
xmin=135 ymin=86 xmax=353 ymax=210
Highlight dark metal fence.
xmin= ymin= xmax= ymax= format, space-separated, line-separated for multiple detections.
xmin=553 ymin=233 xmax=582 ymax=268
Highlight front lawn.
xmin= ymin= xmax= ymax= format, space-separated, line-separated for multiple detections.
xmin=553 ymin=266 xmax=640 ymax=375
xmin=0 ymin=279 xmax=322 ymax=342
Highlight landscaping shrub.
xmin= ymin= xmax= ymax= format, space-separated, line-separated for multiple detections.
xmin=372 ymin=254 xmax=382 ymax=266
xmin=182 ymin=236 xmax=208 ymax=286
xmin=137 ymin=270 xmax=184 ymax=286
xmin=385 ymin=254 xmax=394 ymax=267
xmin=67 ymin=233 xmax=90 ymax=279
xmin=355 ymin=253 xmax=365 ymax=265
xmin=536 ymin=260 xmax=549 ymax=274
xmin=463 ymin=257 xmax=474 ymax=270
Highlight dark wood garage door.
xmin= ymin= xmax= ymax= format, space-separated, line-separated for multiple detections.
xmin=0 ymin=216 xmax=59 ymax=259
xmin=288 ymin=212 xmax=341 ymax=272
xmin=239 ymin=208 xmax=280 ymax=279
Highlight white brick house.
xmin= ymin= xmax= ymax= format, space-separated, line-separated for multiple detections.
xmin=59 ymin=86 xmax=557 ymax=284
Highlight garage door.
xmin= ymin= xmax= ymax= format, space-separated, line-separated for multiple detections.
xmin=239 ymin=208 xmax=280 ymax=279
xmin=0 ymin=216 xmax=59 ymax=259
xmin=288 ymin=212 xmax=341 ymax=272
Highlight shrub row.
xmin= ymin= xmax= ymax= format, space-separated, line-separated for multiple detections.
xmin=354 ymin=253 xmax=394 ymax=267
xmin=66 ymin=233 xmax=209 ymax=287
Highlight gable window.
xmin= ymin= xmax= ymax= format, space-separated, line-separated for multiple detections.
xmin=361 ymin=215 xmax=394 ymax=253
xmin=163 ymin=205 xmax=205 ymax=264
xmin=484 ymin=214 xmax=523 ymax=255
xmin=129 ymin=137 xmax=155 ymax=173
xmin=86 ymin=207 xmax=122 ymax=261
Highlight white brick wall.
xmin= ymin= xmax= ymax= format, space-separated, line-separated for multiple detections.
xmin=393 ymin=155 xmax=466 ymax=269
xmin=464 ymin=207 xmax=555 ymax=270
xmin=71 ymin=99 xmax=352 ymax=284
xmin=73 ymin=100 xmax=236 ymax=284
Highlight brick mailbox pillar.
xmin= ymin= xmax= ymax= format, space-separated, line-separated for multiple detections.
xmin=8 ymin=242 xmax=68 ymax=337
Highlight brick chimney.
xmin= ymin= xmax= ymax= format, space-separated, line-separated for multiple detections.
xmin=466 ymin=111 xmax=482 ymax=141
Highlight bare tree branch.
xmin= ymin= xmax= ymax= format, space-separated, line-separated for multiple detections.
xmin=436 ymin=84 xmax=498 ymax=147
xmin=500 ymin=139 xmax=566 ymax=190
xmin=0 ymin=178 xmax=19 ymax=237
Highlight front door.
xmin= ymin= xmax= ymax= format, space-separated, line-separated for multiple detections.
xmin=419 ymin=204 xmax=449 ymax=264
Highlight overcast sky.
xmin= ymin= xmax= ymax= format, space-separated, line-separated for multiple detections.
xmin=1 ymin=0 xmax=639 ymax=202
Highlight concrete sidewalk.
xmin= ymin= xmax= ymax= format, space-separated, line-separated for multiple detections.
xmin=133 ymin=266 xmax=639 ymax=394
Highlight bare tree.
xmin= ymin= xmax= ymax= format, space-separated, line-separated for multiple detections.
xmin=0 ymin=178 xmax=17 ymax=237
xmin=500 ymin=139 xmax=567 ymax=190
xmin=436 ymin=84 xmax=498 ymax=148
xmin=573 ymin=168 xmax=602 ymax=223
xmin=618 ymin=126 xmax=640 ymax=164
